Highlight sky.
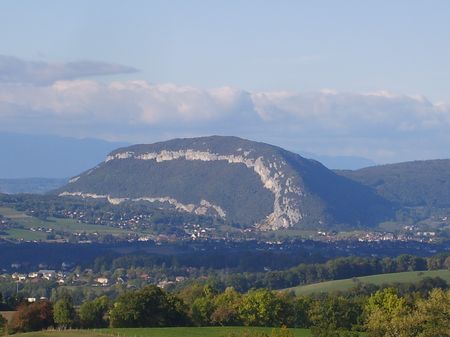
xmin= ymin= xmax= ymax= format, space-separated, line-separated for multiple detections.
xmin=1 ymin=0 xmax=450 ymax=163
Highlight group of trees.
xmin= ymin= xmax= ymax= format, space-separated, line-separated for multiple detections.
xmin=179 ymin=285 xmax=313 ymax=328
xmin=6 ymin=294 xmax=77 ymax=333
xmin=8 ymin=300 xmax=54 ymax=333
xmin=1 ymin=252 xmax=448 ymax=307
xmin=109 ymin=286 xmax=187 ymax=327
xmin=364 ymin=288 xmax=450 ymax=337
xmin=206 ymin=253 xmax=450 ymax=292
xmin=2 ymin=282 xmax=449 ymax=337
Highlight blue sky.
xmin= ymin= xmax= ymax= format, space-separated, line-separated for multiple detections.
xmin=1 ymin=1 xmax=450 ymax=163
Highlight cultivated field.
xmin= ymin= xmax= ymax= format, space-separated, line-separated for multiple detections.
xmin=285 ymin=269 xmax=450 ymax=295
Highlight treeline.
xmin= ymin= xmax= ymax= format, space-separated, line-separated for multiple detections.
xmin=206 ymin=253 xmax=450 ymax=292
xmin=95 ymin=253 xmax=450 ymax=293
xmin=2 ymin=280 xmax=449 ymax=337
xmin=1 ymin=253 xmax=448 ymax=306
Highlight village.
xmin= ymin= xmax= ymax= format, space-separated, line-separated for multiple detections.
xmin=1 ymin=264 xmax=189 ymax=304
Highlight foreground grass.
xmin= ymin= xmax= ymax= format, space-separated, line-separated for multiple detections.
xmin=286 ymin=269 xmax=450 ymax=295
xmin=9 ymin=331 xmax=108 ymax=337
xmin=103 ymin=327 xmax=311 ymax=337
xmin=11 ymin=327 xmax=311 ymax=337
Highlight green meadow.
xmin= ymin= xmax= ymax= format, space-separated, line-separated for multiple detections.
xmin=285 ymin=269 xmax=450 ymax=295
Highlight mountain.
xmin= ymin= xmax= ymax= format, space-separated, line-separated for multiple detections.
xmin=337 ymin=159 xmax=450 ymax=208
xmin=0 ymin=132 xmax=127 ymax=179
xmin=299 ymin=152 xmax=376 ymax=170
xmin=57 ymin=136 xmax=393 ymax=230
xmin=0 ymin=178 xmax=67 ymax=194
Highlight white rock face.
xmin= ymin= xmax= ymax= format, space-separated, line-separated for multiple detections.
xmin=104 ymin=149 xmax=303 ymax=229
xmin=59 ymin=192 xmax=227 ymax=219
xmin=68 ymin=176 xmax=80 ymax=183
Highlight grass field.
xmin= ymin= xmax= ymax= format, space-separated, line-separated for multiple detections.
xmin=103 ymin=327 xmax=311 ymax=337
xmin=11 ymin=327 xmax=312 ymax=337
xmin=0 ymin=206 xmax=136 ymax=241
xmin=285 ymin=269 xmax=450 ymax=295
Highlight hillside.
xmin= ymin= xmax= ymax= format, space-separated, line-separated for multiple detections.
xmin=285 ymin=270 xmax=450 ymax=295
xmin=57 ymin=136 xmax=393 ymax=230
xmin=337 ymin=159 xmax=450 ymax=207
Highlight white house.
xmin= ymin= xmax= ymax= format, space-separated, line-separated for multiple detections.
xmin=96 ymin=277 xmax=109 ymax=286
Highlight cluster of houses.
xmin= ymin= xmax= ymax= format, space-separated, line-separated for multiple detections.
xmin=55 ymin=209 xmax=153 ymax=231
xmin=11 ymin=270 xmax=66 ymax=285
xmin=2 ymin=264 xmax=189 ymax=291
xmin=356 ymin=230 xmax=438 ymax=243
xmin=313 ymin=228 xmax=440 ymax=243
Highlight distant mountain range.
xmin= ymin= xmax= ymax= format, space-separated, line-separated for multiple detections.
xmin=57 ymin=136 xmax=393 ymax=230
xmin=337 ymin=159 xmax=450 ymax=208
xmin=0 ymin=178 xmax=68 ymax=194
xmin=0 ymin=132 xmax=127 ymax=179
xmin=300 ymin=152 xmax=376 ymax=170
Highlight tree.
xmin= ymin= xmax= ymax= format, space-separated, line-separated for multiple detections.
xmin=290 ymin=296 xmax=312 ymax=328
xmin=192 ymin=296 xmax=215 ymax=326
xmin=238 ymin=289 xmax=284 ymax=327
xmin=109 ymin=285 xmax=188 ymax=328
xmin=10 ymin=300 xmax=54 ymax=333
xmin=309 ymin=296 xmax=360 ymax=337
xmin=413 ymin=288 xmax=450 ymax=337
xmin=364 ymin=288 xmax=413 ymax=337
xmin=0 ymin=292 xmax=7 ymax=311
xmin=365 ymin=288 xmax=450 ymax=337
xmin=444 ymin=256 xmax=450 ymax=270
xmin=190 ymin=284 xmax=218 ymax=326
xmin=53 ymin=296 xmax=76 ymax=329
xmin=79 ymin=296 xmax=110 ymax=328
xmin=177 ymin=282 xmax=205 ymax=307
xmin=211 ymin=287 xmax=242 ymax=326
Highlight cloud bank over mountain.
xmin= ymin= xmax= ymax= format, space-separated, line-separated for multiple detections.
xmin=1 ymin=56 xmax=449 ymax=163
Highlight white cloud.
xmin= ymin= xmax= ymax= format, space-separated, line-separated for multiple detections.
xmin=0 ymin=74 xmax=449 ymax=163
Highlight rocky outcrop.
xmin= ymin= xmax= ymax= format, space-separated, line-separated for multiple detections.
xmin=102 ymin=149 xmax=302 ymax=229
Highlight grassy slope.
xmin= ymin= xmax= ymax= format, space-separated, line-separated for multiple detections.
xmin=285 ymin=270 xmax=450 ymax=295
xmin=12 ymin=327 xmax=311 ymax=337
